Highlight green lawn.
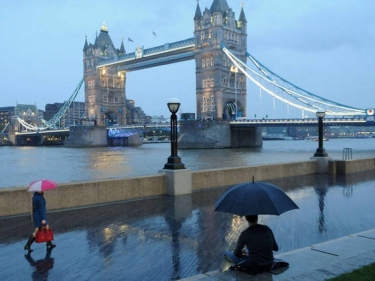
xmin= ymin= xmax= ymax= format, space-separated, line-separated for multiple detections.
xmin=328 ymin=263 xmax=375 ymax=281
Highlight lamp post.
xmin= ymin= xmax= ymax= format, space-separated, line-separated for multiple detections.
xmin=313 ymin=110 xmax=328 ymax=157
xmin=230 ymin=66 xmax=238 ymax=120
xmin=164 ymin=98 xmax=185 ymax=170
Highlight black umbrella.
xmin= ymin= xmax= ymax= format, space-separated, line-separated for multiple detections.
xmin=214 ymin=181 xmax=299 ymax=216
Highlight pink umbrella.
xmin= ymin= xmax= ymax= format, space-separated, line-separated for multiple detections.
xmin=27 ymin=179 xmax=57 ymax=193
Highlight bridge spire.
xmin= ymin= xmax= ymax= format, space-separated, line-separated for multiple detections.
xmin=210 ymin=0 xmax=229 ymax=13
xmin=119 ymin=38 xmax=126 ymax=54
xmin=83 ymin=34 xmax=89 ymax=51
xmin=194 ymin=0 xmax=202 ymax=20
xmin=239 ymin=3 xmax=247 ymax=22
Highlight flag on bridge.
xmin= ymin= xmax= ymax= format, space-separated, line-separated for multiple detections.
xmin=128 ymin=37 xmax=134 ymax=42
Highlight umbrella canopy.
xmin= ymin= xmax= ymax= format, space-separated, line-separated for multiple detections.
xmin=27 ymin=179 xmax=57 ymax=193
xmin=214 ymin=181 xmax=299 ymax=216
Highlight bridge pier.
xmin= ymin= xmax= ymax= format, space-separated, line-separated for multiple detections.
xmin=178 ymin=120 xmax=262 ymax=149
xmin=64 ymin=126 xmax=108 ymax=147
xmin=230 ymin=126 xmax=262 ymax=148
xmin=8 ymin=133 xmax=44 ymax=146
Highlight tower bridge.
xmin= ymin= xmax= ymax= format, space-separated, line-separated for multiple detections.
xmin=9 ymin=0 xmax=374 ymax=148
xmin=84 ymin=0 xmax=248 ymax=126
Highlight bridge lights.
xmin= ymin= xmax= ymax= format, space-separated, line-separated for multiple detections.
xmin=313 ymin=110 xmax=328 ymax=157
xmin=163 ymin=98 xmax=185 ymax=170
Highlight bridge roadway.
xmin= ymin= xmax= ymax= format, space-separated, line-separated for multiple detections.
xmin=229 ymin=116 xmax=375 ymax=127
xmin=110 ymin=116 xmax=375 ymax=132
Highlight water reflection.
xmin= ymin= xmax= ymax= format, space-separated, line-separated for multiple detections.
xmin=314 ymin=181 xmax=328 ymax=233
xmin=165 ymin=196 xmax=191 ymax=280
xmin=24 ymin=248 xmax=54 ymax=281
xmin=2 ymin=171 xmax=375 ymax=280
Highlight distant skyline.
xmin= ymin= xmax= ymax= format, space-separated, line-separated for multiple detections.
xmin=1 ymin=0 xmax=374 ymax=118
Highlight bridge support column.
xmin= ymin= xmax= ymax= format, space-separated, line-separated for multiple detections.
xmin=160 ymin=169 xmax=192 ymax=196
xmin=179 ymin=120 xmax=232 ymax=149
xmin=64 ymin=126 xmax=107 ymax=147
xmin=230 ymin=126 xmax=263 ymax=148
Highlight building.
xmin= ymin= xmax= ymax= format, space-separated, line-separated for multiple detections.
xmin=0 ymin=106 xmax=14 ymax=133
xmin=44 ymin=101 xmax=85 ymax=127
xmin=126 ymin=99 xmax=146 ymax=125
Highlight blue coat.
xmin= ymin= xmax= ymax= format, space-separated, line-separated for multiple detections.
xmin=32 ymin=192 xmax=47 ymax=228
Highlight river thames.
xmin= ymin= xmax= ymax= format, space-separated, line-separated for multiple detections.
xmin=1 ymin=138 xmax=374 ymax=189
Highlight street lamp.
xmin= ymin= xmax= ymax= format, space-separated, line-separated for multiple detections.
xmin=164 ymin=98 xmax=185 ymax=170
xmin=313 ymin=110 xmax=328 ymax=157
xmin=230 ymin=66 xmax=238 ymax=120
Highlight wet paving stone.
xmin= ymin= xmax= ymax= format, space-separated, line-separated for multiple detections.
xmin=1 ymin=172 xmax=375 ymax=280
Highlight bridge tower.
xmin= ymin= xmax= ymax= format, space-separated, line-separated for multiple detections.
xmin=83 ymin=24 xmax=127 ymax=126
xmin=194 ymin=0 xmax=247 ymax=120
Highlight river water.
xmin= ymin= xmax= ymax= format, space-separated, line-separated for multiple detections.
xmin=1 ymin=138 xmax=374 ymax=189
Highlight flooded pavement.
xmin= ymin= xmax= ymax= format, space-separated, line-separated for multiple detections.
xmin=1 ymin=171 xmax=375 ymax=280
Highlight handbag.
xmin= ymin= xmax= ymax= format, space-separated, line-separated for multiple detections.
xmin=35 ymin=228 xmax=54 ymax=243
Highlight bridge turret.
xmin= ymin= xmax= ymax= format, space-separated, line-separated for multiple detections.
xmin=119 ymin=39 xmax=126 ymax=55
xmin=83 ymin=24 xmax=127 ymax=127
xmin=83 ymin=35 xmax=89 ymax=52
xmin=194 ymin=1 xmax=202 ymax=29
xmin=238 ymin=5 xmax=247 ymax=33
xmin=194 ymin=0 xmax=247 ymax=120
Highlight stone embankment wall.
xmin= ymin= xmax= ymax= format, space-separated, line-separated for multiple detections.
xmin=329 ymin=158 xmax=375 ymax=174
xmin=1 ymin=158 xmax=374 ymax=217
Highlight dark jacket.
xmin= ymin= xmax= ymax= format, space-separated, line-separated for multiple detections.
xmin=32 ymin=192 xmax=47 ymax=228
xmin=234 ymin=224 xmax=278 ymax=268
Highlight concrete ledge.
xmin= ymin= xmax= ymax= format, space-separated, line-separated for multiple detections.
xmin=329 ymin=157 xmax=375 ymax=174
xmin=192 ymin=161 xmax=317 ymax=191
xmin=0 ymin=174 xmax=166 ymax=217
xmin=1 ymin=158 xmax=374 ymax=218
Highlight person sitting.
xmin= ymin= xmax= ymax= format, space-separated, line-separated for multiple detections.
xmin=224 ymin=215 xmax=279 ymax=274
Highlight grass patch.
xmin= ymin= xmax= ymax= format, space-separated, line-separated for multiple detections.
xmin=328 ymin=263 xmax=375 ymax=281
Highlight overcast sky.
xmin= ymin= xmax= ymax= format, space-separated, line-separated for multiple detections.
xmin=1 ymin=0 xmax=374 ymax=118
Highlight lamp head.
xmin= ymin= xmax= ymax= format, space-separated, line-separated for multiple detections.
xmin=316 ymin=110 xmax=326 ymax=118
xmin=230 ymin=66 xmax=238 ymax=73
xmin=167 ymin=98 xmax=180 ymax=114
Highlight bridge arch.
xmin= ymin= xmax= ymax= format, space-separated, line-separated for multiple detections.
xmin=224 ymin=101 xmax=243 ymax=120
xmin=104 ymin=112 xmax=118 ymax=126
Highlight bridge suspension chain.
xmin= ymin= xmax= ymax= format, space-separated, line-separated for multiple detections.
xmin=222 ymin=46 xmax=365 ymax=116
xmin=16 ymin=78 xmax=84 ymax=131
